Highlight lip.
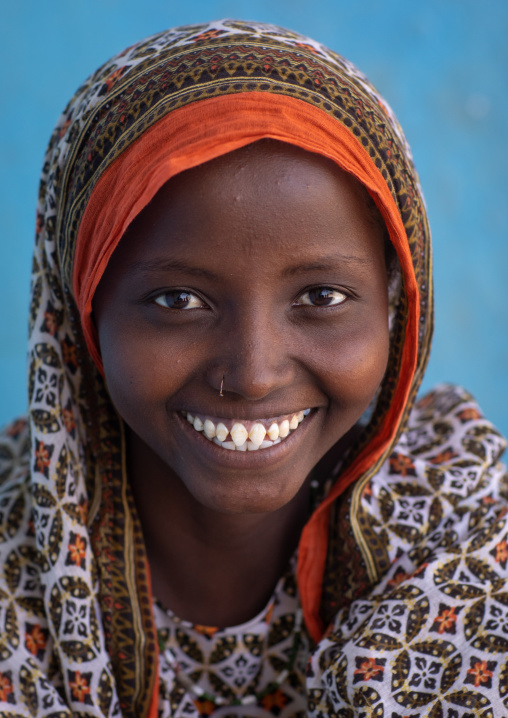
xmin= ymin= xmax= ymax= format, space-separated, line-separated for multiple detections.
xmin=175 ymin=408 xmax=317 ymax=468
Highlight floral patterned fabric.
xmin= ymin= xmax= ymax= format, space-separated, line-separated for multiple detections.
xmin=307 ymin=385 xmax=508 ymax=717
xmin=155 ymin=553 xmax=309 ymax=717
xmin=0 ymin=17 xmax=506 ymax=718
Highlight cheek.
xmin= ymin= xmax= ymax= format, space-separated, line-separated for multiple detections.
xmin=97 ymin=320 xmax=184 ymax=427
xmin=313 ymin=314 xmax=390 ymax=411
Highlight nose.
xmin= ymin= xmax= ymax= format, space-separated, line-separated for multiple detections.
xmin=208 ymin=306 xmax=296 ymax=401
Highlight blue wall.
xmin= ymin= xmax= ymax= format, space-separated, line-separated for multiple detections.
xmin=1 ymin=1 xmax=507 ymax=436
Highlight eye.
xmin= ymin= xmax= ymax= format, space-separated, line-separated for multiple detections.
xmin=295 ymin=287 xmax=348 ymax=307
xmin=154 ymin=290 xmax=207 ymax=310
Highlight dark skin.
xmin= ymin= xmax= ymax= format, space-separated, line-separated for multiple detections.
xmin=93 ymin=140 xmax=390 ymax=627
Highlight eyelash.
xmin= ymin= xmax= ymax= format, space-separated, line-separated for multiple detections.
xmin=154 ymin=290 xmax=207 ymax=310
xmin=293 ymin=287 xmax=348 ymax=307
xmin=153 ymin=286 xmax=349 ymax=311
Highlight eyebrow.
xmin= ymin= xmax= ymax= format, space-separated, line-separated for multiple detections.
xmin=282 ymin=255 xmax=373 ymax=277
xmin=127 ymin=254 xmax=373 ymax=280
xmin=126 ymin=259 xmax=220 ymax=281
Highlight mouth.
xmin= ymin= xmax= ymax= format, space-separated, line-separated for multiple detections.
xmin=181 ymin=409 xmax=311 ymax=451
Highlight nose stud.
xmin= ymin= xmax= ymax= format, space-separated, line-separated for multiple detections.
xmin=219 ymin=376 xmax=224 ymax=398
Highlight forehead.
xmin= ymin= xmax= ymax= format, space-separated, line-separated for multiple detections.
xmin=102 ymin=139 xmax=387 ymax=283
xmin=125 ymin=140 xmax=381 ymax=246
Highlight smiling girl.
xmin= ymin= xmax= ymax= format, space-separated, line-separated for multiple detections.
xmin=1 ymin=19 xmax=507 ymax=718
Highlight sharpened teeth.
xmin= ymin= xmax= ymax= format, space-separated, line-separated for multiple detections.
xmin=230 ymin=423 xmax=249 ymax=446
xmin=267 ymin=422 xmax=279 ymax=441
xmin=183 ymin=409 xmax=311 ymax=451
xmin=203 ymin=419 xmax=216 ymax=439
xmin=289 ymin=415 xmax=299 ymax=430
xmin=248 ymin=423 xmax=266 ymax=447
xmin=216 ymin=422 xmax=228 ymax=442
xmin=279 ymin=420 xmax=290 ymax=438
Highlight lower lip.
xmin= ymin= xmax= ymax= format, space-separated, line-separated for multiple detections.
xmin=175 ymin=411 xmax=316 ymax=468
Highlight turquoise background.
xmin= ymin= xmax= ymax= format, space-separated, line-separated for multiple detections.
xmin=1 ymin=1 xmax=507 ymax=436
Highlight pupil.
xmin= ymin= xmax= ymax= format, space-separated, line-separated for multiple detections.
xmin=171 ymin=292 xmax=190 ymax=307
xmin=312 ymin=288 xmax=333 ymax=305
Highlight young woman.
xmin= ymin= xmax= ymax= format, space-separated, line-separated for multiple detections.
xmin=1 ymin=19 xmax=506 ymax=718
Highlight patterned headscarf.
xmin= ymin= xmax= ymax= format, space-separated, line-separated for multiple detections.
xmin=18 ymin=19 xmax=433 ymax=716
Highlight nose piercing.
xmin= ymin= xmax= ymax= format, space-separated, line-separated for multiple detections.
xmin=219 ymin=376 xmax=224 ymax=398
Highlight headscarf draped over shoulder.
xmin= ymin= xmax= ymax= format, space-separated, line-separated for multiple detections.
xmin=0 ymin=19 xmax=505 ymax=718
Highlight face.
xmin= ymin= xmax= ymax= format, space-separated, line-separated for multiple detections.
xmin=93 ymin=141 xmax=390 ymax=515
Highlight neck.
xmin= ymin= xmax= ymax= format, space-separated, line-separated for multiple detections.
xmin=126 ymin=428 xmax=311 ymax=627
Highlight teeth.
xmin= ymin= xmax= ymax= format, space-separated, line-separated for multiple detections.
xmin=231 ymin=423 xmax=249 ymax=446
xmin=185 ymin=409 xmax=311 ymax=451
xmin=248 ymin=423 xmax=266 ymax=447
xmin=279 ymin=420 xmax=290 ymax=438
xmin=216 ymin=422 xmax=228 ymax=442
xmin=203 ymin=419 xmax=216 ymax=439
xmin=267 ymin=422 xmax=279 ymax=441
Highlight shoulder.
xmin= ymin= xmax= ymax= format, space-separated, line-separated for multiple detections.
xmin=400 ymin=382 xmax=505 ymax=470
xmin=0 ymin=421 xmax=63 ymax=708
xmin=0 ymin=417 xmax=31 ymax=516
xmin=0 ymin=416 xmax=36 ymax=560
xmin=368 ymin=385 xmax=507 ymax=544
xmin=0 ymin=417 xmax=30 ymax=486
xmin=307 ymin=386 xmax=508 ymax=715
xmin=357 ymin=384 xmax=507 ymax=563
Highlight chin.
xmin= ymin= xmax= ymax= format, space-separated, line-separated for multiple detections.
xmin=189 ymin=476 xmax=303 ymax=516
